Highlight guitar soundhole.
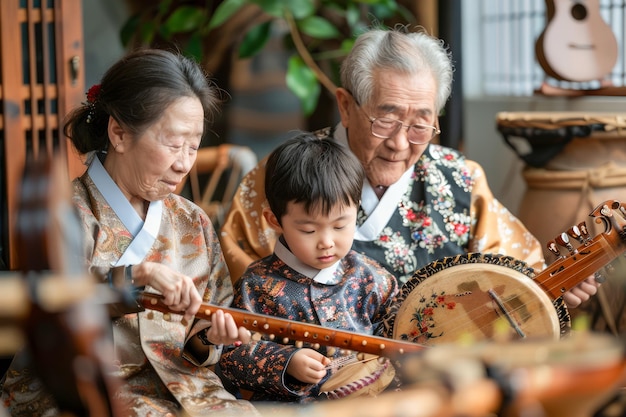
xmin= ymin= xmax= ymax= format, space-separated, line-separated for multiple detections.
xmin=571 ymin=3 xmax=588 ymax=21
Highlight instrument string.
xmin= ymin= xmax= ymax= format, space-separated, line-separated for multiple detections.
xmin=404 ymin=292 xmax=534 ymax=341
xmin=406 ymin=238 xmax=622 ymax=341
xmin=324 ymin=354 xmax=379 ymax=371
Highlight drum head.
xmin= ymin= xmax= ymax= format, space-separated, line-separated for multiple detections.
xmin=382 ymin=253 xmax=570 ymax=346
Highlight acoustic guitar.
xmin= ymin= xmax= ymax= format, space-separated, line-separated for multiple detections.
xmin=535 ymin=0 xmax=618 ymax=82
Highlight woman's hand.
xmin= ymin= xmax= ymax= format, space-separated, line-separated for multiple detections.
xmin=286 ymin=348 xmax=331 ymax=384
xmin=563 ymin=276 xmax=600 ymax=309
xmin=205 ymin=309 xmax=251 ymax=346
xmin=131 ymin=261 xmax=202 ymax=322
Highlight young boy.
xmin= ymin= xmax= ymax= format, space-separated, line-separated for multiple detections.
xmin=218 ymin=132 xmax=399 ymax=403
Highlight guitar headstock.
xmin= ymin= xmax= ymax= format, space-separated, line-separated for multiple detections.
xmin=547 ymin=200 xmax=626 ymax=258
xmin=541 ymin=200 xmax=626 ymax=299
xmin=589 ymin=200 xmax=626 ymax=242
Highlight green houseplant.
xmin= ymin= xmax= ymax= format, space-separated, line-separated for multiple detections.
xmin=121 ymin=0 xmax=415 ymax=117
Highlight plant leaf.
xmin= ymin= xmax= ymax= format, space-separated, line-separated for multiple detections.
xmin=120 ymin=14 xmax=140 ymax=46
xmin=208 ymin=0 xmax=247 ymax=29
xmin=286 ymin=55 xmax=320 ymax=115
xmin=140 ymin=21 xmax=157 ymax=44
xmin=297 ymin=16 xmax=341 ymax=40
xmin=157 ymin=0 xmax=173 ymax=15
xmin=249 ymin=0 xmax=286 ymax=18
xmin=238 ymin=21 xmax=272 ymax=59
xmin=370 ymin=0 xmax=399 ymax=19
xmin=283 ymin=0 xmax=315 ymax=20
xmin=184 ymin=33 xmax=204 ymax=63
xmin=353 ymin=0 xmax=390 ymax=4
xmin=340 ymin=38 xmax=355 ymax=55
xmin=163 ymin=6 xmax=205 ymax=34
xmin=345 ymin=3 xmax=360 ymax=29
xmin=249 ymin=0 xmax=313 ymax=19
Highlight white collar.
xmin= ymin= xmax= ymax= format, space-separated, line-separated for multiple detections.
xmin=274 ymin=238 xmax=341 ymax=284
xmin=334 ymin=124 xmax=414 ymax=241
xmin=88 ymin=155 xmax=163 ymax=265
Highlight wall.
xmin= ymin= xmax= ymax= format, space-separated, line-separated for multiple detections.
xmin=83 ymin=0 xmax=128 ymax=88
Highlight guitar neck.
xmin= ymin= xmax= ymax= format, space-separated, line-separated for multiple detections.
xmin=534 ymin=201 xmax=626 ymax=300
xmin=138 ymin=292 xmax=426 ymax=357
xmin=535 ymin=234 xmax=622 ymax=300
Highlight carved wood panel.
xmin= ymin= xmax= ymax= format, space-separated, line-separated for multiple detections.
xmin=0 ymin=0 xmax=85 ymax=268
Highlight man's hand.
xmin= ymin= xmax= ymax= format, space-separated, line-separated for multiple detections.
xmin=563 ymin=276 xmax=600 ymax=308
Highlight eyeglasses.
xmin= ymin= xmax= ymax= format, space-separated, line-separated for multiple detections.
xmin=356 ymin=104 xmax=441 ymax=145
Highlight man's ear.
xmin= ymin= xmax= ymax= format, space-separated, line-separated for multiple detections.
xmin=335 ymin=87 xmax=352 ymax=128
xmin=262 ymin=207 xmax=282 ymax=233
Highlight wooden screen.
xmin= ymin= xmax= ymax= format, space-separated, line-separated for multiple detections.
xmin=0 ymin=0 xmax=85 ymax=269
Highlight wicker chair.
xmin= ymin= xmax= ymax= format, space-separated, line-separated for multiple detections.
xmin=178 ymin=144 xmax=257 ymax=231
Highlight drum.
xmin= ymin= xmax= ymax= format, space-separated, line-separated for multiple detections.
xmin=496 ymin=112 xmax=626 ymax=248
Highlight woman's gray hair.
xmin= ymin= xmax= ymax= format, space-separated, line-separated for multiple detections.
xmin=340 ymin=27 xmax=454 ymax=114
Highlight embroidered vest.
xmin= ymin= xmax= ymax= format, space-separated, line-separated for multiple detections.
xmin=352 ymin=144 xmax=473 ymax=285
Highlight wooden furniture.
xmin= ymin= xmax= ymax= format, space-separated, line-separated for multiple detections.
xmin=0 ymin=0 xmax=85 ymax=269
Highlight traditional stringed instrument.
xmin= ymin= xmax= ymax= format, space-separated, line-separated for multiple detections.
xmin=139 ymin=291 xmax=426 ymax=357
xmin=141 ymin=290 xmax=626 ymax=416
xmin=535 ymin=0 xmax=618 ymax=82
xmin=385 ymin=199 xmax=626 ymax=346
xmin=137 ymin=199 xmax=626 ymax=403
xmin=8 ymin=153 xmax=124 ymax=417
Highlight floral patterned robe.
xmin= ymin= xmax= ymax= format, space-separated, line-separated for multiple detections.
xmin=218 ymin=240 xmax=398 ymax=403
xmin=1 ymin=169 xmax=259 ymax=417
xmin=220 ymin=125 xmax=545 ymax=285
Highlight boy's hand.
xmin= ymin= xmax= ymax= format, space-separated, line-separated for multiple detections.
xmin=286 ymin=348 xmax=331 ymax=384
xmin=206 ymin=309 xmax=251 ymax=346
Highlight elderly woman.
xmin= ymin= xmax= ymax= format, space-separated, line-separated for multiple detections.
xmin=1 ymin=49 xmax=258 ymax=417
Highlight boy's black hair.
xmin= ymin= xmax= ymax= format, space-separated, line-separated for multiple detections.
xmin=265 ymin=131 xmax=365 ymax=224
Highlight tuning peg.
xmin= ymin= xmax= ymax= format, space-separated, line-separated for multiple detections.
xmin=567 ymin=225 xmax=584 ymax=244
xmin=555 ymin=232 xmax=576 ymax=254
xmin=546 ymin=240 xmax=561 ymax=258
xmin=594 ymin=271 xmax=607 ymax=284
xmin=577 ymin=221 xmax=592 ymax=244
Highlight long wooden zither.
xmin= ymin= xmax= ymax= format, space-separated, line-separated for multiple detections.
xmin=138 ymin=291 xmax=426 ymax=357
